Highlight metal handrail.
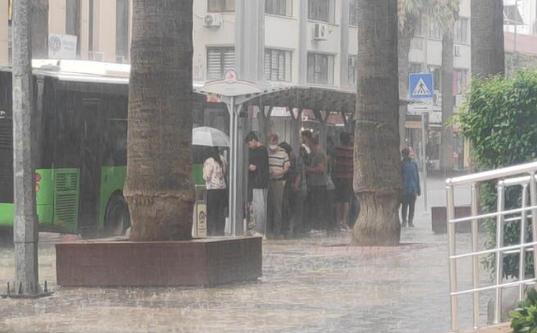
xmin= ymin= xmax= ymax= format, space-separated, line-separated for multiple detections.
xmin=446 ymin=161 xmax=537 ymax=332
xmin=449 ymin=205 xmax=537 ymax=224
xmin=447 ymin=161 xmax=537 ymax=186
xmin=450 ymin=241 xmax=537 ymax=260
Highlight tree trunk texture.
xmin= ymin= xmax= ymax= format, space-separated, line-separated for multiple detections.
xmin=440 ymin=30 xmax=455 ymax=171
xmin=125 ymin=0 xmax=195 ymax=241
xmin=471 ymin=0 xmax=505 ymax=78
xmin=30 ymin=0 xmax=48 ymax=58
xmin=353 ymin=0 xmax=402 ymax=246
xmin=397 ymin=21 xmax=415 ymax=147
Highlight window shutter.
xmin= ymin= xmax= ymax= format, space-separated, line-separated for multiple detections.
xmin=285 ymin=51 xmax=292 ymax=81
xmin=207 ymin=49 xmax=223 ymax=80
xmin=223 ymin=49 xmax=235 ymax=72
xmin=264 ymin=51 xmax=271 ymax=80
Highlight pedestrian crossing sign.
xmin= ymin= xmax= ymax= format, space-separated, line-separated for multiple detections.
xmin=409 ymin=73 xmax=434 ymax=99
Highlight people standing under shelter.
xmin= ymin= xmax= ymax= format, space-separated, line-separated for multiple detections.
xmin=267 ymin=134 xmax=290 ymax=238
xmin=401 ymin=147 xmax=421 ymax=227
xmin=279 ymin=142 xmax=307 ymax=238
xmin=203 ymin=147 xmax=227 ymax=236
xmin=305 ymin=136 xmax=328 ymax=232
xmin=334 ymin=132 xmax=354 ymax=230
xmin=245 ymin=132 xmax=270 ymax=236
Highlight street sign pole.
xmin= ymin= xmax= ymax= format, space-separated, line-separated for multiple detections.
xmin=409 ymin=73 xmax=434 ymax=214
xmin=421 ymin=112 xmax=428 ymax=212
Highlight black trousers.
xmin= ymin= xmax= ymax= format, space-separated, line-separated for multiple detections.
xmin=308 ymin=185 xmax=328 ymax=231
xmin=207 ymin=189 xmax=227 ymax=236
xmin=401 ymin=194 xmax=417 ymax=224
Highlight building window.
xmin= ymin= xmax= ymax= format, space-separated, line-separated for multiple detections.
xmin=429 ymin=19 xmax=442 ymax=40
xmin=349 ymin=0 xmax=358 ymax=26
xmin=308 ymin=0 xmax=335 ymax=23
xmin=207 ymin=47 xmax=235 ymax=80
xmin=409 ymin=63 xmax=421 ymax=74
xmin=307 ymin=53 xmax=334 ymax=85
xmin=348 ymin=56 xmax=358 ymax=87
xmin=454 ymin=18 xmax=469 ymax=44
xmin=265 ymin=49 xmax=292 ymax=82
xmin=453 ymin=70 xmax=468 ymax=95
xmin=431 ymin=67 xmax=441 ymax=91
xmin=266 ymin=0 xmax=292 ymax=16
xmin=116 ymin=0 xmax=130 ymax=61
xmin=208 ymin=0 xmax=235 ymax=12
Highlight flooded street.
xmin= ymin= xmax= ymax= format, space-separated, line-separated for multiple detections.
xmin=0 ymin=179 xmax=487 ymax=333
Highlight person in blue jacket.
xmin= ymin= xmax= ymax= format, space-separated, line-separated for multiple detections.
xmin=401 ymin=148 xmax=421 ymax=227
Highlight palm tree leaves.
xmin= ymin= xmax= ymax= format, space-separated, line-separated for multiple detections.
xmin=398 ymin=0 xmax=460 ymax=33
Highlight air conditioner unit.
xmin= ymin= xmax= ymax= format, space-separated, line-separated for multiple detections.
xmin=203 ymin=14 xmax=222 ymax=28
xmin=313 ymin=23 xmax=328 ymax=41
xmin=89 ymin=51 xmax=105 ymax=62
xmin=454 ymin=45 xmax=462 ymax=57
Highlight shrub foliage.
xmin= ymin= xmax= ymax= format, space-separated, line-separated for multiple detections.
xmin=459 ymin=71 xmax=537 ymax=279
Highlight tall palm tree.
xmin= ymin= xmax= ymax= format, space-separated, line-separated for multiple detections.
xmin=437 ymin=0 xmax=460 ymax=171
xmin=124 ymin=0 xmax=195 ymax=241
xmin=398 ymin=0 xmax=460 ymax=157
xmin=30 ymin=0 xmax=48 ymax=58
xmin=353 ymin=0 xmax=401 ymax=246
xmin=471 ymin=0 xmax=505 ymax=77
xmin=397 ymin=0 xmax=424 ymax=145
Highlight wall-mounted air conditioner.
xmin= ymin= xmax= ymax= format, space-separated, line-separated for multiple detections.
xmin=313 ymin=23 xmax=328 ymax=41
xmin=203 ymin=14 xmax=222 ymax=28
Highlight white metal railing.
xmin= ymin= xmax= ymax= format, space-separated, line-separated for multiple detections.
xmin=446 ymin=161 xmax=537 ymax=331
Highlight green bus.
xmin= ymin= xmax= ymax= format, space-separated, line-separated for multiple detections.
xmin=0 ymin=61 xmax=216 ymax=237
xmin=0 ymin=65 xmax=133 ymax=237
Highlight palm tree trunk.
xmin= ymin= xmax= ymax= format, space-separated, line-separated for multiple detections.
xmin=471 ymin=0 xmax=505 ymax=77
xmin=353 ymin=0 xmax=402 ymax=246
xmin=30 ymin=0 xmax=48 ymax=58
xmin=440 ymin=29 xmax=455 ymax=171
xmin=125 ymin=0 xmax=195 ymax=241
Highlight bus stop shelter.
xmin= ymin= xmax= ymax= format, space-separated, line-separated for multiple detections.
xmin=195 ymin=78 xmax=357 ymax=237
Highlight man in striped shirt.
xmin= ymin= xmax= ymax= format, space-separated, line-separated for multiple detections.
xmin=267 ymin=134 xmax=290 ymax=238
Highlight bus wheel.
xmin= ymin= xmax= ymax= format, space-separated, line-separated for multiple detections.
xmin=104 ymin=194 xmax=130 ymax=237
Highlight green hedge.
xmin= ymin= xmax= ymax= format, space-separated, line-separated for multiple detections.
xmin=459 ymin=71 xmax=537 ymax=278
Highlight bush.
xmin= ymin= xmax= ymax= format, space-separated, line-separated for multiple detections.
xmin=458 ymin=71 xmax=537 ymax=279
xmin=511 ymin=288 xmax=537 ymax=333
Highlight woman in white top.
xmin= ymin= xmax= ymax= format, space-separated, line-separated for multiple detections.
xmin=203 ymin=147 xmax=227 ymax=236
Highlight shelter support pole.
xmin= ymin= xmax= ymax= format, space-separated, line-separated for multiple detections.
xmin=235 ymin=105 xmax=247 ymax=235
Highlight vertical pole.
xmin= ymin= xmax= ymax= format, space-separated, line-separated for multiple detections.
xmin=494 ymin=183 xmax=506 ymax=324
xmin=421 ymin=112 xmax=428 ymax=211
xmin=471 ymin=184 xmax=480 ymax=330
xmin=519 ymin=183 xmax=528 ymax=300
xmin=227 ymin=98 xmax=236 ymax=237
xmin=12 ymin=0 xmax=40 ymax=296
xmin=529 ymin=173 xmax=537 ymax=285
xmin=447 ymin=182 xmax=459 ymax=331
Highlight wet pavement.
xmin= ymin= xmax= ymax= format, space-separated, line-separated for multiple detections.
xmin=0 ymin=178 xmax=496 ymax=333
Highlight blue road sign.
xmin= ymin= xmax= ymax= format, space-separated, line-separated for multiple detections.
xmin=409 ymin=73 xmax=434 ymax=99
